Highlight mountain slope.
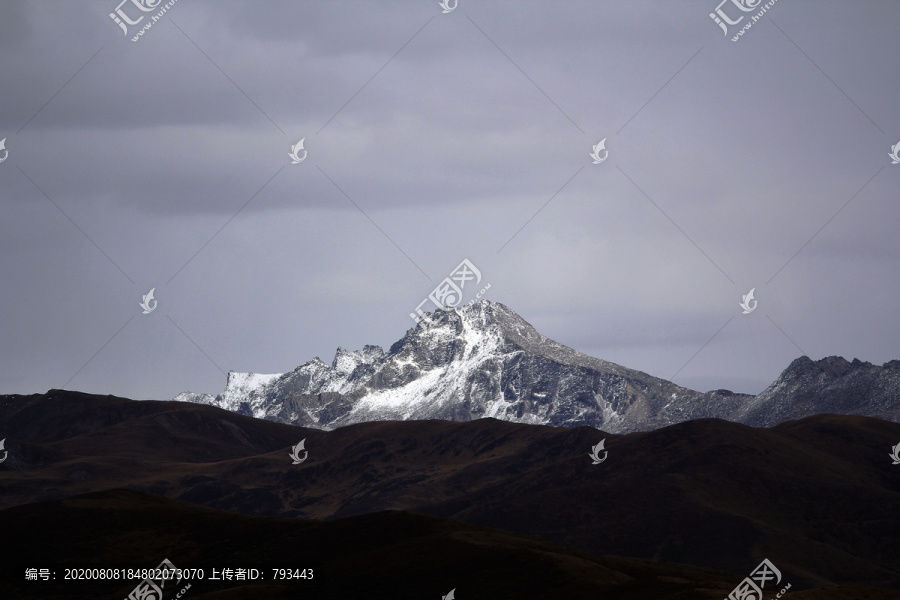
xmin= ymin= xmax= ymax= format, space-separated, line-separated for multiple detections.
xmin=2 ymin=390 xmax=899 ymax=590
xmin=176 ymin=301 xmax=900 ymax=433
xmin=737 ymin=355 xmax=900 ymax=427
xmin=177 ymin=301 xmax=750 ymax=432
xmin=0 ymin=489 xmax=775 ymax=600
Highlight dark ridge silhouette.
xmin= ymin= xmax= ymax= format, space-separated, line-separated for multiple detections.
xmin=2 ymin=389 xmax=899 ymax=592
xmin=1 ymin=489 xmax=892 ymax=600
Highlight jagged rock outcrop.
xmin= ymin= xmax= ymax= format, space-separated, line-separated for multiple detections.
xmin=735 ymin=355 xmax=900 ymax=427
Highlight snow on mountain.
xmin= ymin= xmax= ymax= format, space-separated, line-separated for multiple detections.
xmin=173 ymin=301 xmax=900 ymax=433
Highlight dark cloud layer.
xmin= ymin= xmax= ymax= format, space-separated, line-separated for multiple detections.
xmin=0 ymin=0 xmax=897 ymax=400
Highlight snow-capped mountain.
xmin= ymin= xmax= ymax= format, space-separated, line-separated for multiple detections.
xmin=174 ymin=301 xmax=900 ymax=433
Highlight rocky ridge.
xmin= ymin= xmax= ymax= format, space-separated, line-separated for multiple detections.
xmin=175 ymin=301 xmax=900 ymax=432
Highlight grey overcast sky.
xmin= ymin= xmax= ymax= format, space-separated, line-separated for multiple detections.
xmin=1 ymin=0 xmax=898 ymax=400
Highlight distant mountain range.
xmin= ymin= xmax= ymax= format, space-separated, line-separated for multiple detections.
xmin=176 ymin=301 xmax=900 ymax=432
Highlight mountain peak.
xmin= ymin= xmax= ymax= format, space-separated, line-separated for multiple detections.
xmin=783 ymin=355 xmax=878 ymax=379
xmin=331 ymin=345 xmax=385 ymax=375
xmin=174 ymin=303 xmax=900 ymax=433
xmin=741 ymin=354 xmax=900 ymax=427
xmin=408 ymin=300 xmax=538 ymax=343
xmin=175 ymin=300 xmax=720 ymax=431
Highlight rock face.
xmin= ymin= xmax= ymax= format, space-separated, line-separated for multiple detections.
xmin=174 ymin=301 xmax=900 ymax=433
xmin=734 ymin=356 xmax=900 ymax=427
